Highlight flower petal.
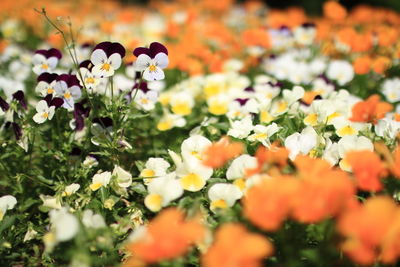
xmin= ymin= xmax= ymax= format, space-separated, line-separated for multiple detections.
xmin=90 ymin=49 xmax=107 ymax=66
xmin=154 ymin=53 xmax=169 ymax=69
xmin=135 ymin=54 xmax=152 ymax=70
xmin=109 ymin=53 xmax=122 ymax=70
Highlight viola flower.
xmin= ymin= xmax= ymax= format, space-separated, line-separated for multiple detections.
xmin=227 ymin=116 xmax=253 ymax=139
xmin=202 ymin=223 xmax=273 ymax=267
xmin=181 ymin=135 xmax=212 ymax=162
xmin=131 ymin=82 xmax=159 ymax=111
xmin=77 ymin=60 xmax=100 ymax=93
xmin=208 ymin=183 xmax=243 ymax=211
xmin=90 ymin=171 xmax=112 ymax=191
xmin=176 ymin=157 xmax=213 ymax=192
xmin=284 ymin=126 xmax=318 ymax=160
xmin=33 ymin=100 xmax=55 ymax=124
xmin=133 ymin=42 xmax=169 ymax=81
xmin=73 ymin=100 xmax=91 ymax=131
xmin=82 ymin=210 xmax=106 ymax=229
xmin=32 ymin=48 xmax=62 ymax=75
xmin=226 ymin=154 xmax=258 ymax=191
xmin=144 ymin=176 xmax=183 ymax=212
xmin=90 ymin=42 xmax=125 ymax=78
xmin=112 ymin=165 xmax=132 ymax=188
xmin=0 ymin=195 xmax=17 ymax=221
xmin=54 ymin=74 xmax=82 ymax=110
xmin=61 ymin=183 xmax=80 ymax=197
xmin=140 ymin=157 xmax=171 ymax=184
xmin=35 ymin=73 xmax=59 ymax=96
xmin=247 ymin=123 xmax=281 ymax=146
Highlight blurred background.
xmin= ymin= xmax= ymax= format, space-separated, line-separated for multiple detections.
xmin=119 ymin=0 xmax=400 ymax=14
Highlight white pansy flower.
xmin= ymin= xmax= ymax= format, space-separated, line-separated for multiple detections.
xmin=326 ymin=60 xmax=354 ymax=85
xmin=375 ymin=118 xmax=400 ymax=139
xmin=62 ymin=183 xmax=80 ymax=197
xmin=228 ymin=116 xmax=253 ymax=139
xmin=382 ymin=78 xmax=400 ymax=103
xmin=90 ymin=171 xmax=112 ymax=191
xmin=144 ymin=176 xmax=183 ymax=212
xmin=176 ymin=157 xmax=213 ymax=192
xmin=112 ymin=165 xmax=132 ymax=188
xmin=82 ymin=210 xmax=106 ymax=229
xmin=247 ymin=123 xmax=281 ymax=146
xmin=49 ymin=207 xmax=79 ymax=242
xmin=140 ymin=157 xmax=171 ymax=184
xmin=226 ymin=155 xmax=258 ymax=191
xmin=208 ymin=183 xmax=243 ymax=211
xmin=0 ymin=195 xmax=17 ymax=221
xmin=33 ymin=100 xmax=55 ymax=124
xmin=181 ymin=135 xmax=212 ymax=161
xmin=40 ymin=195 xmax=61 ymax=210
xmin=285 ymin=126 xmax=318 ymax=160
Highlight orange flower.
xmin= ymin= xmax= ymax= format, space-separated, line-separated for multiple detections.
xmin=202 ymin=223 xmax=273 ymax=267
xmin=337 ymin=196 xmax=399 ymax=265
xmin=390 ymin=146 xmax=400 ymax=178
xmin=242 ymin=28 xmax=270 ymax=48
xmin=243 ymin=175 xmax=299 ymax=231
xmin=353 ymin=56 xmax=372 ymax=75
xmin=323 ymin=1 xmax=347 ymax=21
xmin=372 ymin=56 xmax=391 ymax=75
xmin=124 ymin=208 xmax=204 ymax=266
xmin=291 ymin=156 xmax=356 ymax=223
xmin=345 ymin=150 xmax=386 ymax=192
xmin=349 ymin=95 xmax=393 ymax=124
xmin=202 ymin=137 xmax=243 ymax=168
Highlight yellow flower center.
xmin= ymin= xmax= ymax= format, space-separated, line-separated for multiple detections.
xmin=140 ymin=169 xmax=155 ymax=178
xmin=140 ymin=98 xmax=149 ymax=104
xmin=252 ymin=133 xmax=268 ymax=140
xmin=157 ymin=119 xmax=173 ymax=131
xmin=208 ymin=102 xmax=228 ymax=115
xmin=337 ymin=125 xmax=357 ymax=137
xmin=42 ymin=64 xmax=49 ymax=70
xmin=233 ymin=178 xmax=246 ymax=191
xmin=46 ymin=88 xmax=54 ymax=94
xmin=260 ymin=111 xmax=274 ymax=123
xmin=101 ymin=63 xmax=111 ymax=71
xmin=86 ymin=77 xmax=95 ymax=84
xmin=304 ymin=113 xmax=318 ymax=126
xmin=64 ymin=92 xmax=71 ymax=99
xmin=149 ymin=64 xmax=157 ymax=72
xmin=191 ymin=151 xmax=203 ymax=160
xmin=180 ymin=173 xmax=205 ymax=191
xmin=210 ymin=199 xmax=228 ymax=210
xmin=41 ymin=112 xmax=49 ymax=119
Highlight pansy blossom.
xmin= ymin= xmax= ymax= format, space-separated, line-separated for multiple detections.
xmin=33 ymin=100 xmax=55 ymax=124
xmin=90 ymin=42 xmax=125 ymax=77
xmin=134 ymin=42 xmax=169 ymax=81
xmin=35 ymin=73 xmax=59 ymax=96
xmin=32 ymin=48 xmax=62 ymax=75
xmin=54 ymin=74 xmax=82 ymax=110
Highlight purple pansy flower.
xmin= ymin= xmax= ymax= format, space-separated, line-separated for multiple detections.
xmin=77 ymin=60 xmax=100 ymax=92
xmin=90 ymin=42 xmax=125 ymax=78
xmin=54 ymin=74 xmax=82 ymax=110
xmin=73 ymin=100 xmax=91 ymax=131
xmin=32 ymin=48 xmax=62 ymax=75
xmin=133 ymin=42 xmax=169 ymax=81
xmin=12 ymin=91 xmax=27 ymax=110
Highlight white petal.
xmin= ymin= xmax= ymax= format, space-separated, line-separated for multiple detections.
xmin=154 ymin=53 xmax=169 ymax=69
xmin=48 ymin=106 xmax=56 ymax=120
xmin=92 ymin=64 xmax=114 ymax=78
xmin=109 ymin=53 xmax=122 ymax=70
xmin=135 ymin=54 xmax=152 ymax=70
xmin=47 ymin=57 xmax=58 ymax=69
xmin=90 ymin=49 xmax=107 ymax=65
xmin=33 ymin=113 xmax=46 ymax=124
xmin=143 ymin=67 xmax=165 ymax=81
xmin=36 ymin=100 xmax=48 ymax=113
xmin=69 ymin=86 xmax=82 ymax=100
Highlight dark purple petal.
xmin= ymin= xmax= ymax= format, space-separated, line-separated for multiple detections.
xmin=244 ymin=86 xmax=254 ymax=92
xmin=35 ymin=49 xmax=48 ymax=57
xmin=50 ymin=97 xmax=64 ymax=108
xmin=302 ymin=22 xmax=316 ymax=28
xmin=44 ymin=94 xmax=52 ymax=106
xmin=111 ymin=42 xmax=125 ymax=58
xmin=12 ymin=91 xmax=27 ymax=110
xmin=47 ymin=48 xmax=62 ymax=60
xmin=74 ymin=101 xmax=90 ymax=117
xmin=37 ymin=73 xmax=59 ymax=83
xmin=57 ymin=74 xmax=81 ymax=88
xmin=149 ymin=42 xmax=168 ymax=57
xmin=133 ymin=47 xmax=151 ymax=57
xmin=132 ymin=81 xmax=149 ymax=93
xmin=12 ymin=122 xmax=22 ymax=140
xmin=235 ymin=98 xmax=249 ymax=106
xmin=93 ymin=42 xmax=125 ymax=58
xmin=0 ymin=96 xmax=9 ymax=112
xmin=93 ymin=117 xmax=113 ymax=128
xmin=79 ymin=60 xmax=93 ymax=71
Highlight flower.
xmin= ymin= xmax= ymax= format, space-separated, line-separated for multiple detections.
xmin=32 ymin=48 xmax=62 ymax=75
xmin=90 ymin=41 xmax=126 ymax=77
xmin=247 ymin=123 xmax=280 ymax=146
xmin=326 ymin=60 xmax=354 ymax=86
xmin=62 ymin=183 xmax=80 ymax=197
xmin=90 ymin=171 xmax=112 ymax=191
xmin=48 ymin=207 xmax=79 ymax=242
xmin=144 ymin=175 xmax=183 ymax=212
xmin=77 ymin=60 xmax=100 ymax=92
xmin=140 ymin=157 xmax=171 ymax=184
xmin=0 ymin=195 xmax=17 ymax=221
xmin=226 ymin=154 xmax=258 ymax=191
xmin=54 ymin=74 xmax=82 ymax=110
xmin=202 ymin=137 xmax=244 ymax=168
xmin=350 ymin=94 xmax=392 ymax=124
xmin=202 ymin=223 xmax=273 ymax=267
xmin=124 ymin=208 xmax=204 ymax=265
xmin=208 ymin=183 xmax=243 ymax=211
xmin=176 ymin=157 xmax=213 ymax=192
xmin=227 ymin=116 xmax=253 ymax=139
xmin=133 ymin=42 xmax=169 ymax=81
xmin=181 ymin=135 xmax=212 ymax=161
xmin=112 ymin=165 xmax=132 ymax=188
xmin=284 ymin=126 xmax=318 ymax=160
xmin=32 ymin=100 xmax=55 ymax=124
xmin=82 ymin=209 xmax=106 ymax=229
xmin=345 ymin=150 xmax=386 ymax=192
xmin=35 ymin=73 xmax=59 ymax=96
